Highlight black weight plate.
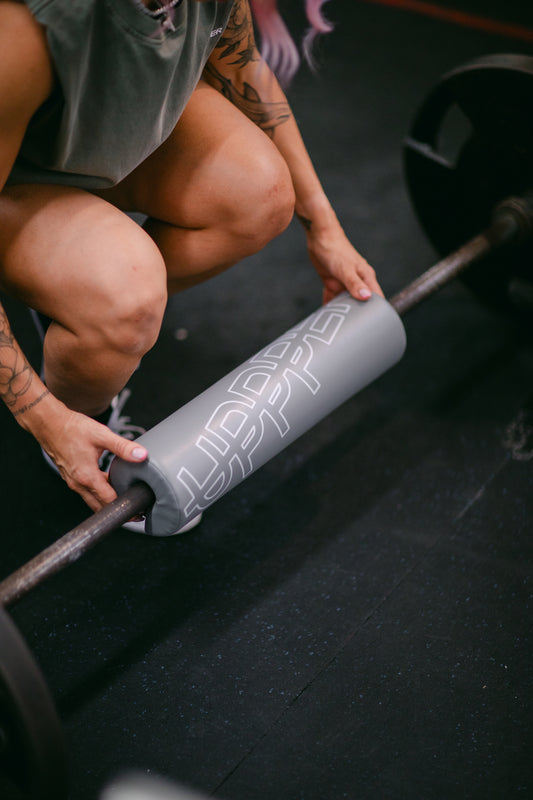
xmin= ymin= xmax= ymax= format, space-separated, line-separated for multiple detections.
xmin=0 ymin=607 xmax=68 ymax=799
xmin=403 ymin=54 xmax=533 ymax=311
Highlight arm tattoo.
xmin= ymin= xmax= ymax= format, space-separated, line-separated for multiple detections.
xmin=0 ymin=308 xmax=34 ymax=409
xmin=12 ymin=388 xmax=50 ymax=418
xmin=206 ymin=0 xmax=292 ymax=139
xmin=214 ymin=0 xmax=258 ymax=69
xmin=204 ymin=62 xmax=291 ymax=138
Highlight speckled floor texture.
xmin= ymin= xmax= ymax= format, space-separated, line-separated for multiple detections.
xmin=1 ymin=1 xmax=532 ymax=798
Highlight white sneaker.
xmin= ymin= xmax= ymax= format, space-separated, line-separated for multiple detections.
xmin=121 ymin=514 xmax=203 ymax=535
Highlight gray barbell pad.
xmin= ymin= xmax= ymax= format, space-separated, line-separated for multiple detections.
xmin=110 ymin=292 xmax=406 ymax=536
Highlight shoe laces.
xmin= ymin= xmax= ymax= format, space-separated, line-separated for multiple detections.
xmin=107 ymin=389 xmax=146 ymax=439
xmin=100 ymin=389 xmax=146 ymax=471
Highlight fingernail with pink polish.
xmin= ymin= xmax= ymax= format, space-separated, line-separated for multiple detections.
xmin=359 ymin=288 xmax=372 ymax=299
xmin=132 ymin=446 xmax=148 ymax=461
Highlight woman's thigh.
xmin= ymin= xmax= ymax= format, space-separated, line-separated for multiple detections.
xmin=0 ymin=183 xmax=167 ymax=330
xmin=100 ymin=80 xmax=295 ymax=238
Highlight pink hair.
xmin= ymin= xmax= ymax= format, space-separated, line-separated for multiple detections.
xmin=250 ymin=0 xmax=334 ymax=85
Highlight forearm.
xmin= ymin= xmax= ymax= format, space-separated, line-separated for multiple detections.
xmin=256 ymin=103 xmax=338 ymax=233
xmin=0 ymin=300 xmax=59 ymax=435
xmin=204 ymin=0 xmax=334 ymax=232
xmin=205 ymin=0 xmax=381 ymax=302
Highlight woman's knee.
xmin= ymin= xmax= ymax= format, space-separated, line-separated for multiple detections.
xmin=101 ymin=288 xmax=166 ymax=358
xmin=0 ymin=184 xmax=168 ymax=362
xmin=231 ymin=146 xmax=295 ymax=250
xmin=94 ymin=234 xmax=168 ymax=358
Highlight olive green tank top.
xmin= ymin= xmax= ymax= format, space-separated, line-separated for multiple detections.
xmin=9 ymin=0 xmax=233 ymax=189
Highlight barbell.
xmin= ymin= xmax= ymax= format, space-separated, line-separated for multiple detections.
xmin=0 ymin=193 xmax=530 ymax=608
xmin=0 ymin=52 xmax=532 ymax=800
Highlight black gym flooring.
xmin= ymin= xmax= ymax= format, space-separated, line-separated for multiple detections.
xmin=1 ymin=1 xmax=532 ymax=797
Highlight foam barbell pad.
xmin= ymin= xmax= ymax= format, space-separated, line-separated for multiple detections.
xmin=110 ymin=292 xmax=406 ymax=536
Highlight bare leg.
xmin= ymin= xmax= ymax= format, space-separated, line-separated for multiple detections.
xmin=0 ymin=83 xmax=295 ymax=512
xmin=98 ymin=81 xmax=296 ymax=293
xmin=1 ymin=83 xmax=295 ymax=414
xmin=0 ymin=184 xmax=168 ymax=416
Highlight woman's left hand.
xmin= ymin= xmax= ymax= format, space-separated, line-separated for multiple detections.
xmin=304 ymin=216 xmax=384 ymax=305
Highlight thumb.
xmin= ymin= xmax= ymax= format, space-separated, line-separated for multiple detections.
xmin=104 ymin=431 xmax=148 ymax=464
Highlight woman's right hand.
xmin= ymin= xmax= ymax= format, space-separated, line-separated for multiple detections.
xmin=36 ymin=398 xmax=149 ymax=512
xmin=1 ymin=299 xmax=146 ymax=513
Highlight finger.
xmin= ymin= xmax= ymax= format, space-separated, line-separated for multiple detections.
xmin=322 ymin=277 xmax=345 ymax=305
xmin=79 ymin=490 xmax=105 ymax=514
xmin=61 ymin=458 xmax=118 ymax=512
xmin=363 ymin=266 xmax=385 ymax=298
xmin=96 ymin=429 xmax=148 ymax=463
xmin=347 ymin=262 xmax=384 ymax=301
xmin=81 ymin=474 xmax=118 ymax=513
xmin=344 ymin=275 xmax=374 ymax=302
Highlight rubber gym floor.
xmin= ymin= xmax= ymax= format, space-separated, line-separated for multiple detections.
xmin=1 ymin=1 xmax=533 ymax=798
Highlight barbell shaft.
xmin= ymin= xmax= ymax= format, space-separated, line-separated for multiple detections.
xmin=390 ymin=203 xmax=522 ymax=314
xmin=0 ymin=195 xmax=530 ymax=606
xmin=391 ymin=230 xmax=495 ymax=314
xmin=0 ymin=483 xmax=154 ymax=607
